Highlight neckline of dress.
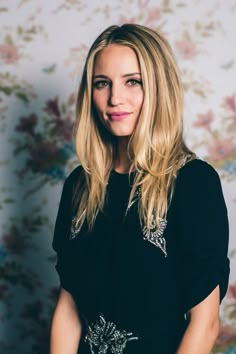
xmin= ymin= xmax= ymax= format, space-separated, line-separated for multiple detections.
xmin=112 ymin=169 xmax=136 ymax=177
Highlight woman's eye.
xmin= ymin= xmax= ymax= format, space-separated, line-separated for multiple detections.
xmin=93 ymin=80 xmax=109 ymax=89
xmin=127 ymin=79 xmax=142 ymax=86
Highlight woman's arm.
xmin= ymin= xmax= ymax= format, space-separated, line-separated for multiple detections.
xmin=176 ymin=285 xmax=220 ymax=354
xmin=50 ymin=288 xmax=82 ymax=354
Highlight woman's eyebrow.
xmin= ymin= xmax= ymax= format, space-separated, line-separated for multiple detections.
xmin=93 ymin=72 xmax=141 ymax=79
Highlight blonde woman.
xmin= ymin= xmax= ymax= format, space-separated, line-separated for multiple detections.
xmin=50 ymin=24 xmax=230 ymax=354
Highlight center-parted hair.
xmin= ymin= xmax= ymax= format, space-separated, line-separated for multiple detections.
xmin=73 ymin=24 xmax=195 ymax=231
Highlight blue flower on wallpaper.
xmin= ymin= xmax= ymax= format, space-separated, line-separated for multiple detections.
xmin=222 ymin=161 xmax=236 ymax=176
xmin=225 ymin=347 xmax=236 ymax=354
xmin=46 ymin=165 xmax=66 ymax=180
xmin=59 ymin=142 xmax=75 ymax=159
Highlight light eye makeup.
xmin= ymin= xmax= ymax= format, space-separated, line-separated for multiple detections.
xmin=126 ymin=78 xmax=143 ymax=86
xmin=93 ymin=80 xmax=110 ymax=89
xmin=93 ymin=78 xmax=142 ymax=89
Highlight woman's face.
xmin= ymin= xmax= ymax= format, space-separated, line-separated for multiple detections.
xmin=92 ymin=44 xmax=144 ymax=137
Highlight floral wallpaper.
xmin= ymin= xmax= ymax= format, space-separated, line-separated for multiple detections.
xmin=0 ymin=0 xmax=236 ymax=353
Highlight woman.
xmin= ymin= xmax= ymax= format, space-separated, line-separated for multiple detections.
xmin=50 ymin=24 xmax=230 ymax=354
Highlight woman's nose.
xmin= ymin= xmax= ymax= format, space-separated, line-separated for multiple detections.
xmin=109 ymin=84 xmax=124 ymax=106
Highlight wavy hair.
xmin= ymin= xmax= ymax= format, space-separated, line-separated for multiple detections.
xmin=73 ymin=23 xmax=195 ymax=231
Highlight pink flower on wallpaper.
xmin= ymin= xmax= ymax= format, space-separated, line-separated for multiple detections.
xmin=193 ymin=110 xmax=214 ymax=129
xmin=138 ymin=0 xmax=149 ymax=8
xmin=175 ymin=40 xmax=198 ymax=60
xmin=0 ymin=44 xmax=20 ymax=64
xmin=43 ymin=97 xmax=60 ymax=117
xmin=43 ymin=96 xmax=73 ymax=141
xmin=2 ymin=233 xmax=27 ymax=255
xmin=30 ymin=142 xmax=58 ymax=169
xmin=15 ymin=114 xmax=37 ymax=136
xmin=215 ymin=324 xmax=236 ymax=346
xmin=145 ymin=8 xmax=161 ymax=24
xmin=224 ymin=93 xmax=236 ymax=123
xmin=227 ymin=282 xmax=236 ymax=301
xmin=207 ymin=138 xmax=234 ymax=161
xmin=224 ymin=93 xmax=236 ymax=113
xmin=54 ymin=118 xmax=73 ymax=141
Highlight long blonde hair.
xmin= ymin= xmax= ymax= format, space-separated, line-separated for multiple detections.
xmin=73 ymin=24 xmax=195 ymax=231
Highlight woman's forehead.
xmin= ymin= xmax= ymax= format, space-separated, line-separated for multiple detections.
xmin=93 ymin=44 xmax=140 ymax=76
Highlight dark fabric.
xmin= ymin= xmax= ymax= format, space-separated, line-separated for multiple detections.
xmin=52 ymin=159 xmax=230 ymax=354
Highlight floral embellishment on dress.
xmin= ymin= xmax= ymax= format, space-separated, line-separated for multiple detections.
xmin=125 ymin=187 xmax=168 ymax=257
xmin=69 ymin=216 xmax=79 ymax=240
xmin=125 ymin=187 xmax=141 ymax=214
xmin=69 ymin=210 xmax=86 ymax=240
xmin=84 ymin=313 xmax=139 ymax=354
xmin=142 ymin=216 xmax=168 ymax=257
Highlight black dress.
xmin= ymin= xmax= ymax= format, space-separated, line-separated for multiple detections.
xmin=52 ymin=159 xmax=230 ymax=354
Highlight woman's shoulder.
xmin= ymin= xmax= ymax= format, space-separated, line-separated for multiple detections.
xmin=64 ymin=164 xmax=84 ymax=187
xmin=176 ymin=157 xmax=220 ymax=186
xmin=172 ymin=157 xmax=223 ymax=202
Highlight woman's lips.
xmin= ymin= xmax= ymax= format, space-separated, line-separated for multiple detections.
xmin=108 ymin=112 xmax=131 ymax=121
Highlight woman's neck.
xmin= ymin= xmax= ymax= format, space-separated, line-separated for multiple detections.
xmin=114 ymin=137 xmax=132 ymax=174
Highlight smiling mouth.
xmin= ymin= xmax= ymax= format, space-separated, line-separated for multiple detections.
xmin=108 ymin=112 xmax=131 ymax=121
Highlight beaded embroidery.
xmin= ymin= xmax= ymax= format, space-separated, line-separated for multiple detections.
xmin=69 ymin=216 xmax=79 ymax=240
xmin=84 ymin=313 xmax=139 ymax=354
xmin=142 ymin=216 xmax=168 ymax=257
xmin=126 ymin=187 xmax=168 ymax=257
xmin=69 ymin=210 xmax=86 ymax=240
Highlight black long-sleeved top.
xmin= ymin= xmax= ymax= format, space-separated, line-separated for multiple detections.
xmin=52 ymin=159 xmax=230 ymax=354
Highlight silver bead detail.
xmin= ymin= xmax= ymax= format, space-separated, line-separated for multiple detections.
xmin=84 ymin=313 xmax=139 ymax=354
xmin=142 ymin=216 xmax=168 ymax=257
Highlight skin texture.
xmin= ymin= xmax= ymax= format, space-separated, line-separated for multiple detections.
xmin=92 ymin=44 xmax=144 ymax=173
xmin=176 ymin=285 xmax=220 ymax=353
xmin=92 ymin=44 xmax=144 ymax=138
xmin=50 ymin=288 xmax=82 ymax=354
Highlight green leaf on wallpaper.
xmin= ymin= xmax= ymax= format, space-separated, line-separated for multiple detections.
xmin=182 ymin=30 xmax=191 ymax=41
xmin=226 ymin=124 xmax=235 ymax=133
xmin=162 ymin=0 xmax=172 ymax=12
xmin=0 ymin=86 xmax=12 ymax=95
xmin=232 ymin=150 xmax=236 ymax=158
xmin=163 ymin=0 xmax=170 ymax=7
xmin=15 ymin=92 xmax=30 ymax=103
xmin=193 ymin=88 xmax=206 ymax=98
xmin=195 ymin=21 xmax=201 ymax=31
xmin=3 ymin=198 xmax=14 ymax=204
xmin=205 ymin=22 xmax=215 ymax=30
xmin=228 ymin=308 xmax=236 ymax=320
xmin=213 ymin=130 xmax=220 ymax=139
xmin=201 ymin=32 xmax=211 ymax=38
xmin=27 ymin=26 xmax=37 ymax=34
xmin=176 ymin=3 xmax=187 ymax=7
xmin=17 ymin=26 xmax=23 ymax=35
xmin=4 ymin=34 xmax=13 ymax=45
xmin=23 ymin=36 xmax=33 ymax=42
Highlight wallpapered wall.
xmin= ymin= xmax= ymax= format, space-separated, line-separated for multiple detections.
xmin=0 ymin=0 xmax=236 ymax=353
